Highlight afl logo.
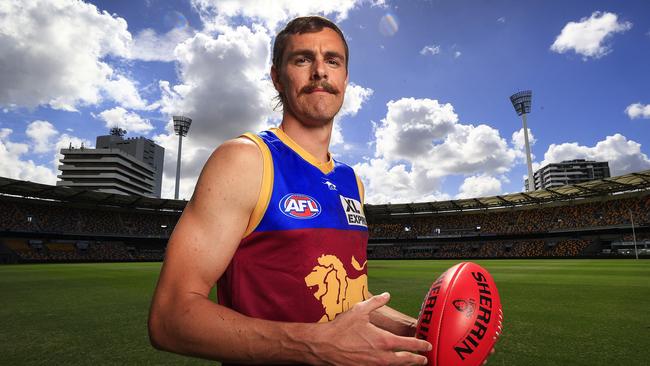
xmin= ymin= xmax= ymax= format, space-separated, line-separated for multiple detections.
xmin=280 ymin=193 xmax=322 ymax=219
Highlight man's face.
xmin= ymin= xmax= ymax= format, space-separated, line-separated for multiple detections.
xmin=272 ymin=28 xmax=348 ymax=126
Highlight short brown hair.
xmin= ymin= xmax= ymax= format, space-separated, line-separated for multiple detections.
xmin=273 ymin=16 xmax=349 ymax=71
xmin=272 ymin=16 xmax=349 ymax=110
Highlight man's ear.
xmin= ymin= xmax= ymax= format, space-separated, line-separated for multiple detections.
xmin=271 ymin=65 xmax=283 ymax=92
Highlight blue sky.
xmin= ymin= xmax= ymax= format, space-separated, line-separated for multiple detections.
xmin=1 ymin=0 xmax=649 ymax=202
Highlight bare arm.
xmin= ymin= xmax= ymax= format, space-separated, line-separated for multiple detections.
xmin=148 ymin=138 xmax=431 ymax=365
xmin=370 ymin=303 xmax=418 ymax=337
xmin=366 ymin=290 xmax=418 ymax=337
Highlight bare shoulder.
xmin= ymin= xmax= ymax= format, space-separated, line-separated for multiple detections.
xmin=190 ymin=136 xmax=262 ymax=209
xmin=216 ymin=136 xmax=260 ymax=158
xmin=202 ymin=137 xmax=261 ymax=179
xmin=203 ymin=136 xmax=261 ymax=175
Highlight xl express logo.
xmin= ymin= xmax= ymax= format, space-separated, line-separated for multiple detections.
xmin=340 ymin=195 xmax=367 ymax=227
xmin=280 ymin=193 xmax=322 ymax=219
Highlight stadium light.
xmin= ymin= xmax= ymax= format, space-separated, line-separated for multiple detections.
xmin=629 ymin=209 xmax=639 ymax=260
xmin=510 ymin=90 xmax=534 ymax=191
xmin=173 ymin=116 xmax=192 ymax=200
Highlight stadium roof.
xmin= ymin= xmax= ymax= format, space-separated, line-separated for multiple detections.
xmin=365 ymin=169 xmax=650 ymax=217
xmin=1 ymin=169 xmax=650 ymax=213
xmin=0 ymin=177 xmax=186 ymax=211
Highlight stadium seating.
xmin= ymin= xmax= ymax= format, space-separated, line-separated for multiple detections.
xmin=1 ymin=191 xmax=648 ymax=263
xmin=368 ymin=195 xmax=650 ymax=239
xmin=367 ymin=239 xmax=594 ymax=259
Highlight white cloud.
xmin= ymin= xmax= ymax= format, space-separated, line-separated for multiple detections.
xmin=511 ymin=127 xmax=537 ymax=164
xmin=0 ymin=0 xmax=148 ymax=110
xmin=339 ymin=83 xmax=374 ymax=118
xmin=130 ymin=27 xmax=195 ymax=62
xmin=425 ymin=123 xmax=516 ymax=175
xmin=454 ymin=51 xmax=462 ymax=58
xmin=456 ymin=175 xmax=502 ymax=199
xmin=160 ymin=26 xmax=274 ymax=141
xmin=97 ymin=107 xmax=154 ymax=134
xmin=355 ymin=98 xmax=518 ymax=203
xmin=550 ymin=11 xmax=632 ymax=60
xmin=354 ymin=158 xmax=450 ymax=204
xmin=420 ymin=45 xmax=440 ymax=56
xmin=1 ymin=122 xmax=92 ymax=184
xmin=154 ymin=25 xmax=276 ymax=198
xmin=376 ymin=98 xmax=457 ymax=161
xmin=0 ymin=1 xmax=383 ymax=199
xmin=26 ymin=120 xmax=59 ymax=154
xmin=192 ymin=0 xmax=385 ymax=31
xmin=0 ymin=128 xmax=57 ymax=184
xmin=497 ymin=17 xmax=506 ymax=23
xmin=511 ymin=127 xmax=536 ymax=151
xmin=539 ymin=134 xmax=650 ymax=176
xmin=625 ymin=103 xmax=650 ymax=119
xmin=103 ymin=75 xmax=149 ymax=110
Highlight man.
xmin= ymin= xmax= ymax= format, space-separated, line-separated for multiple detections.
xmin=148 ymin=16 xmax=431 ymax=365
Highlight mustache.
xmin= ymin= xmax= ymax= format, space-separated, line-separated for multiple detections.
xmin=301 ymin=82 xmax=339 ymax=95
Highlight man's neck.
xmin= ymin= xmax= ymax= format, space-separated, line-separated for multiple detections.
xmin=279 ymin=116 xmax=333 ymax=163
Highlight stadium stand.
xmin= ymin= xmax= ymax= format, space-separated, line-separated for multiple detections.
xmin=1 ymin=170 xmax=649 ymax=263
xmin=368 ymin=195 xmax=650 ymax=238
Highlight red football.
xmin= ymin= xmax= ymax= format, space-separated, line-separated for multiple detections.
xmin=415 ymin=262 xmax=503 ymax=366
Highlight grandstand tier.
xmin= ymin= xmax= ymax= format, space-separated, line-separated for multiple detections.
xmin=1 ymin=171 xmax=650 ymax=263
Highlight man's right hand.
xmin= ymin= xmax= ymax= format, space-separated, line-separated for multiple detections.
xmin=310 ymin=293 xmax=432 ymax=365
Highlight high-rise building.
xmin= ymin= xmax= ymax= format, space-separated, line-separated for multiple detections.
xmin=57 ymin=128 xmax=165 ymax=197
xmin=526 ymin=159 xmax=610 ymax=190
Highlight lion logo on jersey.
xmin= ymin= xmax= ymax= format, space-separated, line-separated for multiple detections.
xmin=304 ymin=254 xmax=369 ymax=322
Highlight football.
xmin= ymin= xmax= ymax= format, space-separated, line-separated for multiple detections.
xmin=415 ymin=262 xmax=503 ymax=366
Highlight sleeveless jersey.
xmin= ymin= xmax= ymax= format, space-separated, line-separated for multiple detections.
xmin=217 ymin=128 xmax=369 ymax=325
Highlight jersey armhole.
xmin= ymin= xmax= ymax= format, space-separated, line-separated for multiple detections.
xmin=355 ymin=173 xmax=365 ymax=213
xmin=241 ymin=133 xmax=274 ymax=238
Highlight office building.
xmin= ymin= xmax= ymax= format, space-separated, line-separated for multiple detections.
xmin=57 ymin=128 xmax=165 ymax=197
xmin=526 ymin=159 xmax=610 ymax=190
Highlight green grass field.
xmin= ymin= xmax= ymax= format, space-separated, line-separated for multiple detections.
xmin=1 ymin=259 xmax=649 ymax=365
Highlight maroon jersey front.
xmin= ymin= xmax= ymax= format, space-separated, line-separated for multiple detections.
xmin=217 ymin=129 xmax=369 ymax=326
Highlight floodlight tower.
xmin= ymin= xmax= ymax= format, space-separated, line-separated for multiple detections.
xmin=510 ymin=90 xmax=534 ymax=191
xmin=173 ymin=115 xmax=192 ymax=200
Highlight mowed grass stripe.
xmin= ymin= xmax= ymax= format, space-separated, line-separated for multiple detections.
xmin=1 ymin=260 xmax=649 ymax=365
